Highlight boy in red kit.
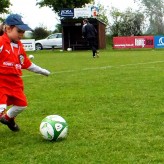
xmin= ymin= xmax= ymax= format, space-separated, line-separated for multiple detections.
xmin=0 ymin=14 xmax=50 ymax=132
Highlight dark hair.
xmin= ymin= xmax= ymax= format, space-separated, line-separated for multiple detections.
xmin=0 ymin=23 xmax=4 ymax=36
xmin=83 ymin=19 xmax=89 ymax=23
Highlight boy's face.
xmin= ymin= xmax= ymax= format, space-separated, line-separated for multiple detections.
xmin=6 ymin=26 xmax=25 ymax=42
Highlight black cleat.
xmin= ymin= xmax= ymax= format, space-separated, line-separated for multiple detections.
xmin=0 ymin=115 xmax=20 ymax=132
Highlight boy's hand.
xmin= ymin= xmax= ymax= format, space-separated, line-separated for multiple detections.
xmin=42 ymin=69 xmax=50 ymax=76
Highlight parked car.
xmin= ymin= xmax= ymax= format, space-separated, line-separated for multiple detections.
xmin=35 ymin=33 xmax=62 ymax=50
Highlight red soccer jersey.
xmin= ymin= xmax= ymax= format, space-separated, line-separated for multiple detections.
xmin=0 ymin=33 xmax=32 ymax=106
xmin=0 ymin=33 xmax=32 ymax=76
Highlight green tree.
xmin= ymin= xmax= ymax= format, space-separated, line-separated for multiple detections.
xmin=96 ymin=3 xmax=109 ymax=26
xmin=109 ymin=8 xmax=144 ymax=36
xmin=0 ymin=0 xmax=11 ymax=13
xmin=53 ymin=24 xmax=62 ymax=33
xmin=109 ymin=8 xmax=122 ymax=36
xmin=36 ymin=0 xmax=93 ymax=13
xmin=0 ymin=0 xmax=11 ymax=22
xmin=136 ymin=0 xmax=164 ymax=34
xmin=33 ymin=27 xmax=50 ymax=40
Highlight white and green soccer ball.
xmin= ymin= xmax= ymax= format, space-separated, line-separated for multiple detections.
xmin=39 ymin=115 xmax=68 ymax=141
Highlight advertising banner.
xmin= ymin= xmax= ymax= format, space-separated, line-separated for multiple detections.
xmin=113 ymin=36 xmax=154 ymax=49
xmin=74 ymin=8 xmax=91 ymax=18
xmin=91 ymin=6 xmax=99 ymax=17
xmin=60 ymin=9 xmax=74 ymax=17
xmin=60 ymin=7 xmax=99 ymax=18
xmin=21 ymin=39 xmax=35 ymax=51
xmin=154 ymin=36 xmax=164 ymax=48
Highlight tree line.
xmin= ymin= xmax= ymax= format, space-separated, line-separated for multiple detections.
xmin=0 ymin=0 xmax=164 ymax=39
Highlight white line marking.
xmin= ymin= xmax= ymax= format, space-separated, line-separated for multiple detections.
xmin=22 ymin=60 xmax=164 ymax=78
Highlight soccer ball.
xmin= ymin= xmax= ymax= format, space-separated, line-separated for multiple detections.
xmin=67 ymin=48 xmax=72 ymax=51
xmin=29 ymin=54 xmax=34 ymax=59
xmin=39 ymin=115 xmax=68 ymax=141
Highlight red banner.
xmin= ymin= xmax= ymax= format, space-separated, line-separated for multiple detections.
xmin=113 ymin=36 xmax=154 ymax=49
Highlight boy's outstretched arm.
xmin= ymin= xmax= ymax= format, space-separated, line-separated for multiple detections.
xmin=27 ymin=63 xmax=50 ymax=76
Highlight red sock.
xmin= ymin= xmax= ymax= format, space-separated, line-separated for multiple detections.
xmin=4 ymin=114 xmax=11 ymax=121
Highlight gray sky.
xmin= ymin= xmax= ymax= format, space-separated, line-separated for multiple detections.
xmin=9 ymin=0 xmax=138 ymax=31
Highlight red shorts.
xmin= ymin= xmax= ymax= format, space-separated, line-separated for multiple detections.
xmin=0 ymin=88 xmax=27 ymax=106
xmin=0 ymin=75 xmax=27 ymax=107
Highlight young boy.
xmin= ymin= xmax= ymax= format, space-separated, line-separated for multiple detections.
xmin=0 ymin=14 xmax=50 ymax=132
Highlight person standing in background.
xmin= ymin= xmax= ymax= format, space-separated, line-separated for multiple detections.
xmin=82 ymin=19 xmax=99 ymax=58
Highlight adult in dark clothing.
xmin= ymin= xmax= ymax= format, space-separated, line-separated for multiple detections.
xmin=82 ymin=19 xmax=99 ymax=58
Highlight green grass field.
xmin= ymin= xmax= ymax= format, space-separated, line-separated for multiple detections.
xmin=0 ymin=49 xmax=164 ymax=164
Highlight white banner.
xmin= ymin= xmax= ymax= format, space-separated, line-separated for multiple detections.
xmin=74 ymin=8 xmax=91 ymax=18
xmin=21 ymin=39 xmax=35 ymax=51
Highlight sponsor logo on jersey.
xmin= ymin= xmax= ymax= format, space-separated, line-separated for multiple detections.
xmin=0 ymin=45 xmax=4 ymax=53
xmin=19 ymin=54 xmax=25 ymax=65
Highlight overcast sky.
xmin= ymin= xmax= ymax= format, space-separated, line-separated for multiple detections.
xmin=9 ymin=0 xmax=138 ymax=31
